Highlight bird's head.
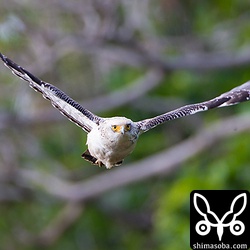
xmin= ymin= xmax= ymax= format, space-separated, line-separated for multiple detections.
xmin=104 ymin=117 xmax=139 ymax=140
xmin=111 ymin=123 xmax=131 ymax=134
xmin=108 ymin=117 xmax=133 ymax=134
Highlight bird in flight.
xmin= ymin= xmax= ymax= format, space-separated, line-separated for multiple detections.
xmin=1 ymin=53 xmax=250 ymax=169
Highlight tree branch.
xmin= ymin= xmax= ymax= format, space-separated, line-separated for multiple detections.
xmin=57 ymin=36 xmax=250 ymax=71
xmin=19 ymin=113 xmax=250 ymax=202
xmin=0 ymin=68 xmax=164 ymax=129
xmin=35 ymin=202 xmax=84 ymax=247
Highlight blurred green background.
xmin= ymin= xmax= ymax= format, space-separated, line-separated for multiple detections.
xmin=0 ymin=1 xmax=250 ymax=249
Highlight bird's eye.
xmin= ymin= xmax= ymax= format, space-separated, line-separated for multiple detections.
xmin=126 ymin=124 xmax=131 ymax=131
xmin=112 ymin=125 xmax=117 ymax=131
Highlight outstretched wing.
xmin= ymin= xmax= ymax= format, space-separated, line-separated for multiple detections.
xmin=136 ymin=81 xmax=250 ymax=132
xmin=0 ymin=53 xmax=102 ymax=133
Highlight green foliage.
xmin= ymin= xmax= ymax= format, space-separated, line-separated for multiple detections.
xmin=153 ymin=132 xmax=250 ymax=250
xmin=0 ymin=1 xmax=250 ymax=250
xmin=105 ymin=66 xmax=143 ymax=91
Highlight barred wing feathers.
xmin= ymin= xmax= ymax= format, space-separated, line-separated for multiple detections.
xmin=0 ymin=53 xmax=102 ymax=133
xmin=137 ymin=81 xmax=250 ymax=132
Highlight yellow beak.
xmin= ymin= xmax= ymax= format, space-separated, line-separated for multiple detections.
xmin=116 ymin=125 xmax=125 ymax=134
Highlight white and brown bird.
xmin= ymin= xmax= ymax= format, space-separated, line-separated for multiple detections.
xmin=1 ymin=53 xmax=250 ymax=169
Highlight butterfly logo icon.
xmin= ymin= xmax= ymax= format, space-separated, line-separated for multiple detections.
xmin=193 ymin=193 xmax=247 ymax=241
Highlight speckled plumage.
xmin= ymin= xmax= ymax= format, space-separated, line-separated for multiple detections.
xmin=85 ymin=117 xmax=139 ymax=169
xmin=1 ymin=53 xmax=250 ymax=169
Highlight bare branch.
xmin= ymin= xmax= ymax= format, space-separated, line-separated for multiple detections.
xmin=56 ymin=36 xmax=250 ymax=71
xmin=83 ymin=68 xmax=164 ymax=113
xmin=0 ymin=68 xmax=164 ymax=128
xmin=19 ymin=114 xmax=250 ymax=202
xmin=35 ymin=202 xmax=84 ymax=247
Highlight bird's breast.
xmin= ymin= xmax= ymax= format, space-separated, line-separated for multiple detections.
xmin=87 ymin=127 xmax=138 ymax=165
